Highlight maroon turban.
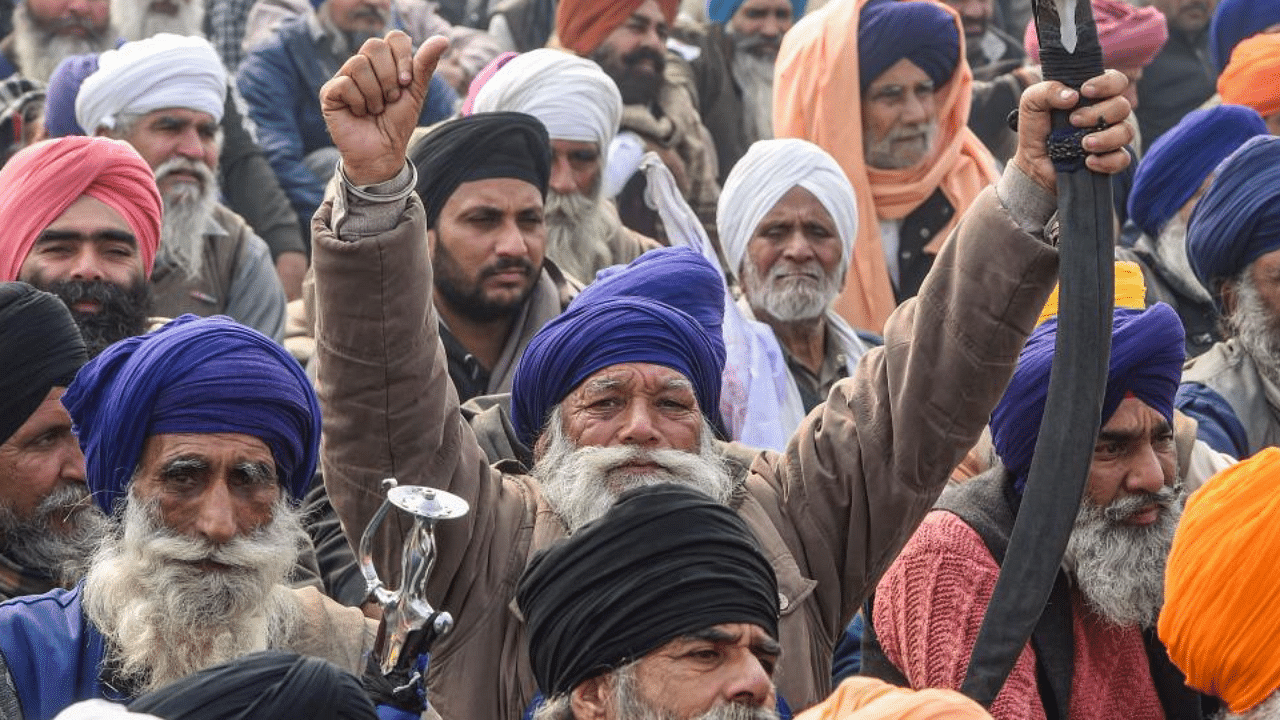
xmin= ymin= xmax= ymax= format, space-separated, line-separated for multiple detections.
xmin=1025 ymin=0 xmax=1168 ymax=69
xmin=555 ymin=0 xmax=679 ymax=55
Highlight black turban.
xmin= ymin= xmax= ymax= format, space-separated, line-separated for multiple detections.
xmin=0 ymin=282 xmax=87 ymax=444
xmin=129 ymin=651 xmax=377 ymax=720
xmin=408 ymin=111 xmax=551 ymax=228
xmin=517 ymin=484 xmax=780 ymax=697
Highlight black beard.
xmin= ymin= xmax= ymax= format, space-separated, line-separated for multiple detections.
xmin=432 ymin=240 xmax=538 ymax=323
xmin=36 ymin=278 xmax=153 ymax=357
xmin=594 ymin=45 xmax=666 ymax=106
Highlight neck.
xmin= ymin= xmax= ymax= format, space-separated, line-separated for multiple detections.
xmin=435 ymin=296 xmax=519 ymax=371
xmin=768 ymin=315 xmax=828 ymax=375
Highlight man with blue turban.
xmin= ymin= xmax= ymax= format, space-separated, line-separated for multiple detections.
xmin=0 ymin=315 xmax=377 ymax=719
xmin=1179 ymin=136 xmax=1280 ymax=460
xmin=310 ymin=30 xmax=1135 ymax=720
xmin=1208 ymin=0 xmax=1280 ymax=74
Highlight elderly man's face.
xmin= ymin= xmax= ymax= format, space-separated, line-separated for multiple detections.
xmin=549 ymin=140 xmax=603 ymax=198
xmin=861 ymin=59 xmax=939 ymax=170
xmin=26 ymin=0 xmax=109 ymax=34
xmin=740 ymin=186 xmax=843 ymax=324
xmin=1084 ymin=397 xmax=1177 ymax=512
xmin=326 ymin=0 xmax=391 ymax=36
xmin=942 ymin=0 xmax=992 ymax=39
xmin=729 ymin=0 xmax=793 ymax=57
xmin=119 ymin=107 xmax=220 ymax=192
xmin=0 ymin=388 xmax=87 ymax=524
xmin=561 ymin=363 xmax=704 ymax=453
xmin=591 ymin=0 xmax=668 ymax=106
xmin=112 ymin=0 xmax=206 ymax=40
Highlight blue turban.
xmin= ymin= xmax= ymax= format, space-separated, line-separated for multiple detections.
xmin=1128 ymin=105 xmax=1267 ymax=240
xmin=990 ymin=304 xmax=1185 ymax=494
xmin=858 ymin=0 xmax=960 ymax=93
xmin=706 ymin=0 xmax=806 ymax=24
xmin=511 ymin=297 xmax=724 ymax=448
xmin=1209 ymin=0 xmax=1280 ymax=73
xmin=44 ymin=53 xmax=98 ymax=138
xmin=63 ymin=315 xmax=321 ymax=515
xmin=1187 ymin=135 xmax=1280 ymax=299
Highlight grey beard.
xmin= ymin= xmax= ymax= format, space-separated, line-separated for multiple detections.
xmin=729 ymin=45 xmax=775 ymax=143
xmin=0 ymin=483 xmax=108 ymax=585
xmin=1063 ymin=485 xmax=1181 ymax=629
xmin=1229 ymin=270 xmax=1280 ymax=388
xmin=544 ymin=188 xmax=623 ymax=284
xmin=740 ymin=257 xmax=842 ymax=323
xmin=1153 ymin=215 xmax=1213 ymax=305
xmin=613 ymin=661 xmax=780 ymax=720
xmin=156 ymin=158 xmax=219 ymax=281
xmin=11 ymin=2 xmax=115 ymax=83
xmin=112 ymin=0 xmax=207 ymax=41
xmin=532 ymin=408 xmax=735 ymax=534
xmin=83 ymin=494 xmax=304 ymax=693
xmin=864 ymin=121 xmax=938 ymax=170
xmin=1218 ymin=693 xmax=1280 ymax=720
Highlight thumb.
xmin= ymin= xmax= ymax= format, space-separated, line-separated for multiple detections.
xmin=410 ymin=35 xmax=451 ymax=101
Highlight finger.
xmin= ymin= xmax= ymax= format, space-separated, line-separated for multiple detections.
xmin=344 ymin=53 xmax=385 ymax=115
xmin=385 ymin=30 xmax=414 ymax=86
xmin=1080 ymin=69 xmax=1127 ymax=101
xmin=410 ymin=35 xmax=451 ymax=100
xmin=1070 ymin=96 xmax=1131 ymax=129
xmin=358 ymin=36 xmax=403 ymax=104
xmin=1082 ymin=122 xmax=1133 ymax=154
xmin=320 ymin=75 xmax=368 ymax=118
xmin=1085 ymin=147 xmax=1131 ymax=175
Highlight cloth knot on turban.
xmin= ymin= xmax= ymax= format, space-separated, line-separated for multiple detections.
xmin=1218 ymin=33 xmax=1280 ymax=122
xmin=990 ymin=304 xmax=1185 ymax=494
xmin=409 ymin=112 xmax=551 ymax=228
xmin=63 ymin=314 xmax=321 ymax=515
xmin=1128 ymin=105 xmax=1268 ymax=240
xmin=719 ymin=138 xmax=858 ymax=277
xmin=0 ymin=136 xmax=162 ymax=282
xmin=1160 ymin=446 xmax=1280 ymax=714
xmin=0 ymin=282 xmax=87 ymax=445
xmin=858 ymin=0 xmax=959 ymax=93
xmin=511 ymin=295 xmax=724 ymax=447
xmin=517 ymin=483 xmax=779 ymax=697
xmin=1209 ymin=0 xmax=1280 ymax=73
xmin=1025 ymin=0 xmax=1167 ymax=69
xmin=555 ymin=0 xmax=679 ymax=56
xmin=707 ymin=0 xmax=807 ymax=24
xmin=470 ymin=49 xmax=623 ymax=154
xmin=76 ymin=33 xmax=226 ymax=134
xmin=45 ymin=53 xmax=99 ymax=138
xmin=1187 ymin=135 xmax=1280 ymax=298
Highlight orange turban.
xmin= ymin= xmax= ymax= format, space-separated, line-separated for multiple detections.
xmin=0 ymin=136 xmax=162 ymax=282
xmin=1218 ymin=33 xmax=1280 ymax=121
xmin=1159 ymin=447 xmax=1280 ymax=713
xmin=555 ymin=0 xmax=680 ymax=56
xmin=797 ymin=678 xmax=993 ymax=720
xmin=774 ymin=0 xmax=999 ymax=333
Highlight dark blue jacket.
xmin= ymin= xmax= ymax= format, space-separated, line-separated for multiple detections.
xmin=0 ymin=584 xmax=110 ymax=720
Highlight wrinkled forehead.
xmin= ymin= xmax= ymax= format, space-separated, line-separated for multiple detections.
xmin=571 ymin=362 xmax=696 ymax=399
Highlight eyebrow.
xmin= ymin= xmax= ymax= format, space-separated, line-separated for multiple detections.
xmin=1096 ymin=419 xmax=1172 ymax=445
xmin=235 ymin=461 xmax=277 ymax=485
xmin=160 ymin=457 xmax=209 ymax=476
xmin=35 ymin=229 xmax=137 ymax=244
xmin=683 ymin=627 xmax=783 ymax=656
xmin=662 ymin=377 xmax=694 ymax=393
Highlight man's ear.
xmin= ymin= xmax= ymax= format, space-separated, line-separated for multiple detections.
xmin=570 ymin=675 xmax=613 ymax=720
xmin=1220 ymin=277 xmax=1240 ymax=318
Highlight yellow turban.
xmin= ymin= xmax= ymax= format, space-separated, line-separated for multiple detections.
xmin=1036 ymin=260 xmax=1147 ymax=326
xmin=1218 ymin=33 xmax=1280 ymax=120
xmin=796 ymin=678 xmax=992 ymax=720
xmin=1159 ymin=447 xmax=1280 ymax=713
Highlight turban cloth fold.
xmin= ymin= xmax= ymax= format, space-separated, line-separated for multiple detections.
xmin=1128 ymin=105 xmax=1267 ymax=240
xmin=511 ymin=297 xmax=723 ymax=446
xmin=1218 ymin=34 xmax=1280 ymax=121
xmin=0 ymin=283 xmax=87 ymax=445
xmin=76 ymin=33 xmax=226 ymax=133
xmin=990 ymin=304 xmax=1185 ymax=494
xmin=555 ymin=0 xmax=679 ymax=55
xmin=707 ymin=0 xmax=807 ymax=24
xmin=796 ymin=677 xmax=993 ymax=720
xmin=858 ymin=0 xmax=959 ymax=93
xmin=517 ymin=484 xmax=779 ymax=697
xmin=408 ymin=112 xmax=551 ymax=229
xmin=1187 ymin=135 xmax=1280 ymax=297
xmin=63 ymin=315 xmax=321 ymax=515
xmin=471 ymin=49 xmax=623 ymax=152
xmin=0 ymin=136 xmax=162 ymax=282
xmin=130 ymin=651 xmax=377 ymax=720
xmin=1209 ymin=0 xmax=1280 ymax=73
xmin=44 ymin=53 xmax=99 ymax=138
xmin=460 ymin=51 xmax=517 ymax=115
xmin=1024 ymin=0 xmax=1167 ymax=69
xmin=719 ymin=138 xmax=858 ymax=276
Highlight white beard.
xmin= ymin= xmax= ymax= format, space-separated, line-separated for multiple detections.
xmin=740 ymin=256 xmax=842 ymax=323
xmin=1229 ymin=271 xmax=1280 ymax=388
xmin=543 ymin=188 xmax=624 ymax=284
xmin=112 ymin=0 xmax=206 ymax=41
xmin=730 ymin=49 xmax=775 ymax=144
xmin=11 ymin=2 xmax=115 ymax=83
xmin=82 ymin=494 xmax=304 ymax=693
xmin=155 ymin=157 xmax=219 ymax=281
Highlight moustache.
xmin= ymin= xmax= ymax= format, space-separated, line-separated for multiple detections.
xmin=621 ymin=46 xmax=666 ymax=74
xmin=479 ymin=256 xmax=536 ymax=280
xmin=1101 ymin=485 xmax=1180 ymax=524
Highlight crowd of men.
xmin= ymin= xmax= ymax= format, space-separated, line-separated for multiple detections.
xmin=0 ymin=0 xmax=1279 ymax=718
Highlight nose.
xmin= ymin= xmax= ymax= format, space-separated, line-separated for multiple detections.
xmin=60 ymin=438 xmax=88 ymax=487
xmin=779 ymin=230 xmax=816 ymax=263
xmin=193 ymin=480 xmax=238 ymax=545
xmin=617 ymin=401 xmax=662 ymax=448
xmin=549 ymin=154 xmax=577 ymax=196
xmin=68 ymin=247 xmax=107 ymax=281
xmin=175 ymin=127 xmax=207 ymax=161
xmin=1124 ymin=443 xmax=1168 ymax=496
xmin=761 ymin=14 xmax=781 ymax=38
xmin=493 ymin=216 xmax=531 ymax=258
xmin=723 ymin=652 xmax=774 ymax=708
xmin=65 ymin=0 xmax=92 ymax=16
xmin=902 ymin=91 xmax=930 ymax=125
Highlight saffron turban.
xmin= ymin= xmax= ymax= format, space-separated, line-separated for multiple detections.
xmin=408 ymin=112 xmax=551 ymax=229
xmin=0 ymin=283 xmax=87 ymax=445
xmin=470 ymin=49 xmax=623 ymax=152
xmin=1218 ymin=33 xmax=1280 ymax=121
xmin=707 ymin=0 xmax=807 ymax=24
xmin=555 ymin=0 xmax=679 ymax=56
xmin=1036 ymin=260 xmax=1148 ymax=327
xmin=796 ymin=677 xmax=993 ymax=720
xmin=76 ymin=33 xmax=226 ymax=133
xmin=1160 ymin=447 xmax=1280 ymax=713
xmin=1128 ymin=105 xmax=1267 ymax=240
xmin=511 ymin=296 xmax=723 ymax=446
xmin=1187 ymin=135 xmax=1280 ymax=297
xmin=517 ymin=484 xmax=779 ymax=697
xmin=1209 ymin=0 xmax=1280 ymax=73
xmin=63 ymin=315 xmax=321 ymax=515
xmin=719 ymin=138 xmax=858 ymax=277
xmin=858 ymin=0 xmax=959 ymax=93
xmin=990 ymin=304 xmax=1185 ymax=493
xmin=44 ymin=53 xmax=98 ymax=138
xmin=0 ymin=136 xmax=162 ymax=282
xmin=1024 ymin=0 xmax=1167 ymax=69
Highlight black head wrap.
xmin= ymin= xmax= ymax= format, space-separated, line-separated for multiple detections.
xmin=408 ymin=111 xmax=551 ymax=228
xmin=516 ymin=484 xmax=780 ymax=697
xmin=129 ymin=651 xmax=376 ymax=720
xmin=0 ymin=282 xmax=87 ymax=444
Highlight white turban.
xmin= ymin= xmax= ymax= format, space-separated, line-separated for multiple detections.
xmin=76 ymin=33 xmax=226 ymax=133
xmin=472 ymin=48 xmax=622 ymax=150
xmin=718 ymin=139 xmax=859 ymax=275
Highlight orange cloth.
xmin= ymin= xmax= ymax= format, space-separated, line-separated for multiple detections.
xmin=773 ymin=0 xmax=999 ymax=333
xmin=554 ymin=0 xmax=680 ymax=56
xmin=1159 ymin=446 xmax=1280 ymax=714
xmin=1218 ymin=33 xmax=1280 ymax=120
xmin=797 ymin=677 xmax=993 ymax=720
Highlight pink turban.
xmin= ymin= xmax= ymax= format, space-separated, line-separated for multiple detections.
xmin=0 ymin=136 xmax=162 ymax=282
xmin=1024 ymin=0 xmax=1168 ymax=69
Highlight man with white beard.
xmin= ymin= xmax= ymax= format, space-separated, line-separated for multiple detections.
xmin=311 ymin=30 xmax=1136 ymax=720
xmin=75 ymin=34 xmax=288 ymax=342
xmin=111 ymin=0 xmax=204 ymax=40
xmin=0 ymin=314 xmax=376 ymax=719
xmin=864 ymin=299 xmax=1215 ymax=720
xmin=468 ymin=49 xmax=658 ymax=284
xmin=0 ymin=0 xmax=114 ymax=83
